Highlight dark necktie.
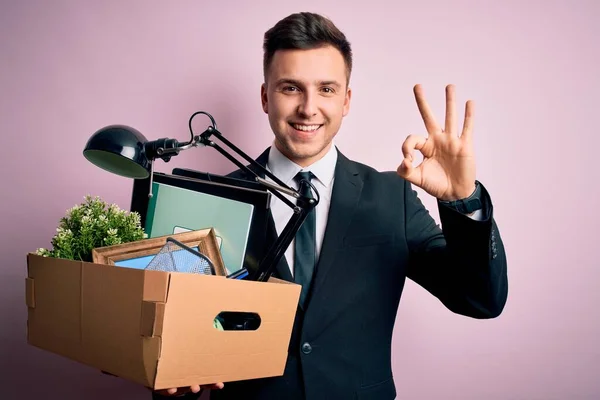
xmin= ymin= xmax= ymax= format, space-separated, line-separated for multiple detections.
xmin=294 ymin=171 xmax=316 ymax=307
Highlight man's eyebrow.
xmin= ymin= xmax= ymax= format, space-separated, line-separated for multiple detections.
xmin=319 ymin=80 xmax=342 ymax=88
xmin=274 ymin=78 xmax=342 ymax=88
xmin=275 ymin=78 xmax=302 ymax=87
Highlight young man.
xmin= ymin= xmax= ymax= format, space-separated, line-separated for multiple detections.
xmin=153 ymin=11 xmax=508 ymax=400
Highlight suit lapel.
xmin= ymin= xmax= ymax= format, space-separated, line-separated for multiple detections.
xmin=307 ymin=150 xmax=363 ymax=306
xmin=264 ymin=211 xmax=294 ymax=282
xmin=249 ymin=148 xmax=293 ymax=282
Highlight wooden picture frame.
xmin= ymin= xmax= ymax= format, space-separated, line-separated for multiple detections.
xmin=91 ymin=228 xmax=226 ymax=276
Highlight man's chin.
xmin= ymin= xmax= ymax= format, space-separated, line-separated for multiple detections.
xmin=277 ymin=142 xmax=330 ymax=166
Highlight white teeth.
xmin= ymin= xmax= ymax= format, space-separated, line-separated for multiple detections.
xmin=293 ymin=124 xmax=320 ymax=132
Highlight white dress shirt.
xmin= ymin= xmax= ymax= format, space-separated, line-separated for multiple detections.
xmin=266 ymin=142 xmax=337 ymax=277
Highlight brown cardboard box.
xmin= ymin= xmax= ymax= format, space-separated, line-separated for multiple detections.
xmin=25 ymin=252 xmax=300 ymax=390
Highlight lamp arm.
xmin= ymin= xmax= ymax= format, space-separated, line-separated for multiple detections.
xmin=198 ymin=126 xmax=289 ymax=188
xmin=188 ymin=112 xmax=299 ymax=200
xmin=196 ymin=126 xmax=300 ymax=210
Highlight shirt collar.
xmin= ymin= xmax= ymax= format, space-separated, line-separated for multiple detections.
xmin=267 ymin=141 xmax=337 ymax=188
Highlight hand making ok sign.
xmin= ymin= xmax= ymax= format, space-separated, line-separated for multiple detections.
xmin=397 ymin=84 xmax=477 ymax=201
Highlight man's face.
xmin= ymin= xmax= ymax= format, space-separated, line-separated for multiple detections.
xmin=261 ymin=45 xmax=351 ymax=167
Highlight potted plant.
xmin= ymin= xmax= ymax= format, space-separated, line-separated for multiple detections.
xmin=36 ymin=195 xmax=146 ymax=262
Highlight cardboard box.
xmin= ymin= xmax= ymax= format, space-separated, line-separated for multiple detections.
xmin=25 ymin=252 xmax=300 ymax=390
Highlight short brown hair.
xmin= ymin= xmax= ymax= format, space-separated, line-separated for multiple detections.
xmin=263 ymin=12 xmax=353 ymax=85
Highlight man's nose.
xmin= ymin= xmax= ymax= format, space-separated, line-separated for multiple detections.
xmin=297 ymin=92 xmax=318 ymax=118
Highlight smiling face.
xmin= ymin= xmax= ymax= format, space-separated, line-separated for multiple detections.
xmin=261 ymin=45 xmax=352 ymax=167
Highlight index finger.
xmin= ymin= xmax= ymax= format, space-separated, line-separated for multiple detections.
xmin=413 ymin=84 xmax=440 ymax=134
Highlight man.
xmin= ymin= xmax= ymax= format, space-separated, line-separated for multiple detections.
xmin=153 ymin=11 xmax=508 ymax=400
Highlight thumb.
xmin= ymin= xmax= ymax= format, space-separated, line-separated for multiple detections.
xmin=397 ymin=134 xmax=426 ymax=184
xmin=401 ymin=134 xmax=427 ymax=162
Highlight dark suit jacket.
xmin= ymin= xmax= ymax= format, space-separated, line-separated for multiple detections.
xmin=155 ymin=147 xmax=508 ymax=400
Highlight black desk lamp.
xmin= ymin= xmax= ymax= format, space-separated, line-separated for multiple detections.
xmin=83 ymin=111 xmax=318 ymax=283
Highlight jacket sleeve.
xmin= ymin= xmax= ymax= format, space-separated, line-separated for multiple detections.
xmin=403 ymin=180 xmax=508 ymax=318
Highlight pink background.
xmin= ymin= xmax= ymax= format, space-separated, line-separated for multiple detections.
xmin=1 ymin=1 xmax=598 ymax=399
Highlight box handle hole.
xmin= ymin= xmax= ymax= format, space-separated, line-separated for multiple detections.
xmin=214 ymin=311 xmax=261 ymax=331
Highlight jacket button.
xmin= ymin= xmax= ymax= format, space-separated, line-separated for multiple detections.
xmin=301 ymin=342 xmax=312 ymax=354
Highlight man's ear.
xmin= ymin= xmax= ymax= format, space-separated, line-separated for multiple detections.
xmin=343 ymin=86 xmax=352 ymax=117
xmin=261 ymin=83 xmax=268 ymax=114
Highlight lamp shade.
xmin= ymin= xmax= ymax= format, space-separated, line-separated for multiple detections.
xmin=83 ymin=125 xmax=151 ymax=179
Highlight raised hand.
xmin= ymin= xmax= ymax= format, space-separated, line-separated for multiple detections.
xmin=397 ymin=84 xmax=477 ymax=201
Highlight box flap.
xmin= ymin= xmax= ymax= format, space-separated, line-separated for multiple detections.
xmin=143 ymin=270 xmax=170 ymax=302
xmin=140 ymin=301 xmax=165 ymax=337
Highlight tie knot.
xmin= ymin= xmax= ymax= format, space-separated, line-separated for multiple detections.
xmin=294 ymin=171 xmax=314 ymax=198
xmin=295 ymin=171 xmax=313 ymax=183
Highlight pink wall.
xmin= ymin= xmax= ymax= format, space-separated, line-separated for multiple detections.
xmin=1 ymin=1 xmax=598 ymax=399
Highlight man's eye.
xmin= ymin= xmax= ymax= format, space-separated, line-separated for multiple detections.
xmin=283 ymin=86 xmax=298 ymax=92
xmin=322 ymin=87 xmax=334 ymax=93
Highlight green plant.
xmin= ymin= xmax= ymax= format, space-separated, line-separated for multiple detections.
xmin=36 ymin=195 xmax=146 ymax=262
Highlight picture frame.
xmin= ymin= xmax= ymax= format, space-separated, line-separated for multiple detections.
xmin=91 ymin=228 xmax=227 ymax=276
